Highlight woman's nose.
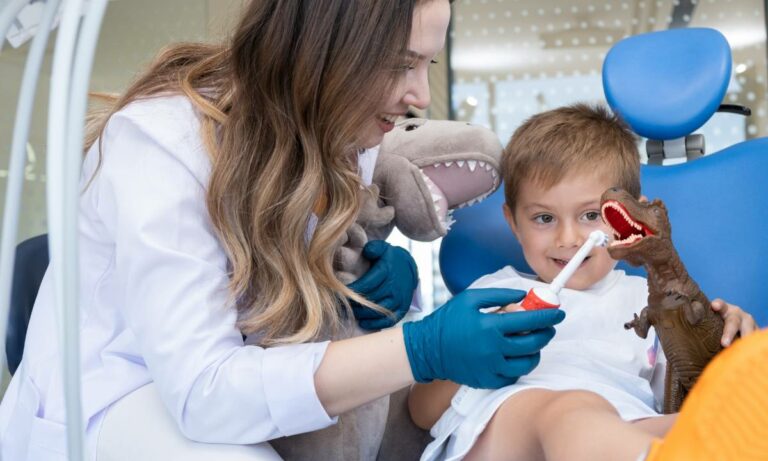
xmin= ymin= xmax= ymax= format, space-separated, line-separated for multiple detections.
xmin=403 ymin=71 xmax=431 ymax=110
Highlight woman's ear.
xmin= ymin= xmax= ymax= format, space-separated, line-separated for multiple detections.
xmin=502 ymin=203 xmax=519 ymax=237
xmin=640 ymin=194 xmax=649 ymax=203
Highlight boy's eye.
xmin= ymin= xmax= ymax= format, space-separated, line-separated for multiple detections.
xmin=583 ymin=211 xmax=601 ymax=221
xmin=533 ymin=214 xmax=554 ymax=224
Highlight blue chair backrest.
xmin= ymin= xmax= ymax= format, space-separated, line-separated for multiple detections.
xmin=440 ymin=28 xmax=768 ymax=327
xmin=6 ymin=234 xmax=48 ymax=374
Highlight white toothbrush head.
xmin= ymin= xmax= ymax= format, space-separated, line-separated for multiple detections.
xmin=589 ymin=230 xmax=610 ymax=247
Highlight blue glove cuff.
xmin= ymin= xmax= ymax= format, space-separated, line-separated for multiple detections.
xmin=403 ymin=321 xmax=438 ymax=383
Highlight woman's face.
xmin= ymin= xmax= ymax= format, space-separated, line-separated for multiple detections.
xmin=358 ymin=0 xmax=452 ymax=149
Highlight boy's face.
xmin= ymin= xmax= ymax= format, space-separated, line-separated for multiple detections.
xmin=504 ymin=171 xmax=618 ymax=290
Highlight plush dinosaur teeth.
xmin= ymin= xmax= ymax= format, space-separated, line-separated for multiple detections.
xmin=420 ymin=159 xmax=501 ymax=210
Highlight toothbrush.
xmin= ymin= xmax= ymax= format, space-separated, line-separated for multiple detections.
xmin=520 ymin=230 xmax=610 ymax=310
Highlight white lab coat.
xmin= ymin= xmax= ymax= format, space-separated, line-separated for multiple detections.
xmin=0 ymin=95 xmax=380 ymax=460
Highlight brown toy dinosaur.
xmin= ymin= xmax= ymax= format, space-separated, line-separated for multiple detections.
xmin=600 ymin=187 xmax=724 ymax=414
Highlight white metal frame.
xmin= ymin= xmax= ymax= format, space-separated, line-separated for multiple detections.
xmin=0 ymin=0 xmax=110 ymax=458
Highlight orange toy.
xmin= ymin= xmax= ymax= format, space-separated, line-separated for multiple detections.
xmin=645 ymin=328 xmax=768 ymax=461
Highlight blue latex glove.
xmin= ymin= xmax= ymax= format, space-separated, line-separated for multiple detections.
xmin=347 ymin=240 xmax=419 ymax=330
xmin=403 ymin=288 xmax=565 ymax=389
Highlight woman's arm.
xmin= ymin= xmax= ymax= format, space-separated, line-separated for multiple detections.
xmin=314 ymin=327 xmax=414 ymax=416
xmin=314 ymin=325 xmax=459 ymax=426
xmin=408 ymin=380 xmax=460 ymax=430
xmin=315 ymin=289 xmax=563 ymax=417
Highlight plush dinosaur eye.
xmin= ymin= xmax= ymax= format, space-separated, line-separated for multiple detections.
xmin=405 ymin=124 xmax=420 ymax=132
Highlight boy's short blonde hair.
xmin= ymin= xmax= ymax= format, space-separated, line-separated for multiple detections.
xmin=501 ymin=103 xmax=641 ymax=213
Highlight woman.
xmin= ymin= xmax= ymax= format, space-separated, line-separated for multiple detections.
xmin=0 ymin=1 xmax=564 ymax=459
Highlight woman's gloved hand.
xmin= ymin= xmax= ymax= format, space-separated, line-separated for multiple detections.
xmin=403 ymin=288 xmax=565 ymax=389
xmin=347 ymin=240 xmax=419 ymax=330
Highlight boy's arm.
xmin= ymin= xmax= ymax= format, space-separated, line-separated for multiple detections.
xmin=408 ymin=380 xmax=461 ymax=430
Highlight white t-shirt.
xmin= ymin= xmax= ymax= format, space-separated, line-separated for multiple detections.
xmin=0 ymin=95 xmax=379 ymax=461
xmin=422 ymin=266 xmax=665 ymax=461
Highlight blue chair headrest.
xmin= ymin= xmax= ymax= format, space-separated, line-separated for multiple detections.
xmin=603 ymin=28 xmax=731 ymax=140
xmin=438 ymin=186 xmax=531 ymax=295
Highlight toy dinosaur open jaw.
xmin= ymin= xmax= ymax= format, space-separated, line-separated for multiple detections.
xmin=601 ymin=200 xmax=655 ymax=247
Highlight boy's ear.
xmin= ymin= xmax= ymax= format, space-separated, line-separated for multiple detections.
xmin=502 ymin=203 xmax=519 ymax=237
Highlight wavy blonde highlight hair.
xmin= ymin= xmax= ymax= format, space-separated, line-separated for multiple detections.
xmin=85 ymin=0 xmax=427 ymax=345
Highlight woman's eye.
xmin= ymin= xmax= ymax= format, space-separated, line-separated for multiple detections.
xmin=398 ymin=58 xmax=419 ymax=71
xmin=534 ymin=214 xmax=554 ymax=224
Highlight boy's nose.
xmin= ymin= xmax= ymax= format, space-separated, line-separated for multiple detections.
xmin=556 ymin=222 xmax=583 ymax=248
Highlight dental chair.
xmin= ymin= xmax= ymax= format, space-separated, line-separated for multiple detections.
xmin=440 ymin=27 xmax=768 ymax=327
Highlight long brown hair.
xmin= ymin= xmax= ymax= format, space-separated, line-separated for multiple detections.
xmin=85 ymin=0 xmax=429 ymax=344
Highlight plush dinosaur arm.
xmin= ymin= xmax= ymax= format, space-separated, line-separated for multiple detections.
xmin=334 ymin=185 xmax=394 ymax=284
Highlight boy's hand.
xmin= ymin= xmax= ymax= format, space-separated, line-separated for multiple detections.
xmin=499 ymin=303 xmax=525 ymax=313
xmin=711 ymin=298 xmax=758 ymax=347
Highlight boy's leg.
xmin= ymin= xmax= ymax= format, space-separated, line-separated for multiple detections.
xmin=466 ymin=389 xmax=654 ymax=461
xmin=631 ymin=414 xmax=677 ymax=438
xmin=464 ymin=389 xmax=555 ymax=461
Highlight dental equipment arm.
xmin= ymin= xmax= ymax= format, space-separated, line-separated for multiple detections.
xmin=0 ymin=0 xmax=59 ymax=395
xmin=46 ymin=0 xmax=110 ymax=459
xmin=520 ymin=230 xmax=610 ymax=310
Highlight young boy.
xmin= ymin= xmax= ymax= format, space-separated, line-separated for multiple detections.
xmin=408 ymin=103 xmax=759 ymax=461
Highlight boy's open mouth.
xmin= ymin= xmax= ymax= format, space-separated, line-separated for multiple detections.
xmin=601 ymin=200 xmax=654 ymax=248
xmin=552 ymin=256 xmax=591 ymax=267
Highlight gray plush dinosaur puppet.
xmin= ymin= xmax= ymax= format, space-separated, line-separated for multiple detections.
xmin=336 ymin=117 xmax=503 ymax=284
xmin=270 ymin=118 xmax=504 ymax=461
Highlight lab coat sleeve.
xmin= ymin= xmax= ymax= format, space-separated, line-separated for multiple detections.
xmin=93 ymin=109 xmax=336 ymax=443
